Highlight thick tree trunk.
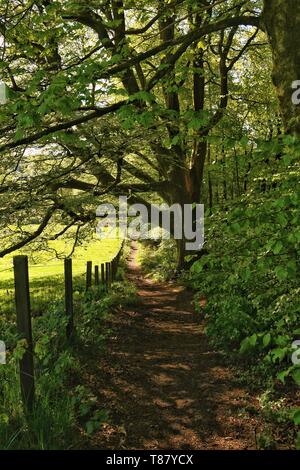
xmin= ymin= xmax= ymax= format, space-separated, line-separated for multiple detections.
xmin=166 ymin=174 xmax=191 ymax=271
xmin=263 ymin=0 xmax=300 ymax=134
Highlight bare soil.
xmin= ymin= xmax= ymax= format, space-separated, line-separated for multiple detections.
xmin=79 ymin=243 xmax=262 ymax=450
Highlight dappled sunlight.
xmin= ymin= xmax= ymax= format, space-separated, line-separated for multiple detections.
xmin=75 ymin=245 xmax=261 ymax=450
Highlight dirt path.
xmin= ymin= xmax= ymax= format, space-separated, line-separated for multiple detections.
xmin=81 ymin=243 xmax=260 ymax=450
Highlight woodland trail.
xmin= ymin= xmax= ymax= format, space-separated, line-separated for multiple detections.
xmin=80 ymin=243 xmax=260 ymax=450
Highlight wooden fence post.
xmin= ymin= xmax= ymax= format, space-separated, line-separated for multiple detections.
xmin=95 ymin=265 xmax=99 ymax=286
xmin=64 ymin=258 xmax=73 ymax=339
xmin=86 ymin=261 xmax=92 ymax=291
xmin=101 ymin=263 xmax=105 ymax=286
xmin=111 ymin=258 xmax=114 ymax=281
xmin=115 ymin=256 xmax=119 ymax=279
xmin=13 ymin=256 xmax=35 ymax=412
xmin=109 ymin=261 xmax=113 ymax=285
xmin=114 ymin=242 xmax=123 ymax=278
xmin=113 ymin=257 xmax=117 ymax=280
xmin=105 ymin=262 xmax=110 ymax=289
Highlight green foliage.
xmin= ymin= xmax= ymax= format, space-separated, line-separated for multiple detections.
xmin=190 ymin=140 xmax=300 ymax=447
xmin=0 ymin=242 xmax=135 ymax=449
xmin=0 ymin=0 xmax=298 ymax=450
xmin=0 ymin=299 xmax=78 ymax=449
xmin=138 ymin=240 xmax=177 ymax=281
xmin=191 ymin=142 xmax=299 ymax=356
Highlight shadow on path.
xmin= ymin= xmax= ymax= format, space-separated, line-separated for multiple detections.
xmin=80 ymin=243 xmax=260 ymax=450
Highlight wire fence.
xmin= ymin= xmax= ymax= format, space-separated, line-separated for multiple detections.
xmin=0 ymin=240 xmax=125 ymax=412
xmin=0 ymin=242 xmax=124 ymax=317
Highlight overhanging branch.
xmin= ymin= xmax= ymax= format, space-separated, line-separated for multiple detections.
xmin=0 ymin=206 xmax=56 ymax=258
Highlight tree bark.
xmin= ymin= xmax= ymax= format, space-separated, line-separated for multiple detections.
xmin=263 ymin=0 xmax=300 ymax=134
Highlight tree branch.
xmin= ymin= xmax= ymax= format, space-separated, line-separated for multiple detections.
xmin=0 ymin=101 xmax=126 ymax=155
xmin=0 ymin=206 xmax=56 ymax=258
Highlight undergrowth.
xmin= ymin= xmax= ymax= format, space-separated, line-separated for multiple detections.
xmin=0 ymin=260 xmax=137 ymax=449
xmin=137 ymin=240 xmax=177 ymax=281
xmin=189 ymin=143 xmax=300 ymax=449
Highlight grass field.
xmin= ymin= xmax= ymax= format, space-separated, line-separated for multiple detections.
xmin=0 ymin=229 xmax=122 ymax=318
xmin=0 ymin=229 xmax=129 ymax=450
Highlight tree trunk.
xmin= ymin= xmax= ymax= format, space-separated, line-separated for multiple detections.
xmin=263 ymin=0 xmax=300 ymax=134
xmin=175 ymin=238 xmax=186 ymax=271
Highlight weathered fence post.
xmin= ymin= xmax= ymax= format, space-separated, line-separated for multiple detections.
xmin=109 ymin=261 xmax=113 ymax=285
xmin=64 ymin=258 xmax=73 ymax=339
xmin=105 ymin=262 xmax=110 ymax=289
xmin=116 ymin=248 xmax=121 ymax=265
xmin=112 ymin=257 xmax=117 ymax=281
xmin=86 ymin=261 xmax=92 ymax=291
xmin=110 ymin=258 xmax=114 ymax=281
xmin=95 ymin=265 xmax=99 ymax=286
xmin=13 ymin=256 xmax=35 ymax=412
xmin=115 ymin=256 xmax=119 ymax=279
xmin=101 ymin=263 xmax=105 ymax=286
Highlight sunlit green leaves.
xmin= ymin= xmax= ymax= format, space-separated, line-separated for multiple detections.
xmin=274 ymin=266 xmax=288 ymax=281
xmin=292 ymin=369 xmax=300 ymax=387
xmin=292 ymin=408 xmax=300 ymax=425
xmin=185 ymin=109 xmax=210 ymax=130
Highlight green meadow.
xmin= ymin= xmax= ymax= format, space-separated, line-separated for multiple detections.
xmin=0 ymin=228 xmax=128 ymax=450
xmin=0 ymin=229 xmax=122 ymax=318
